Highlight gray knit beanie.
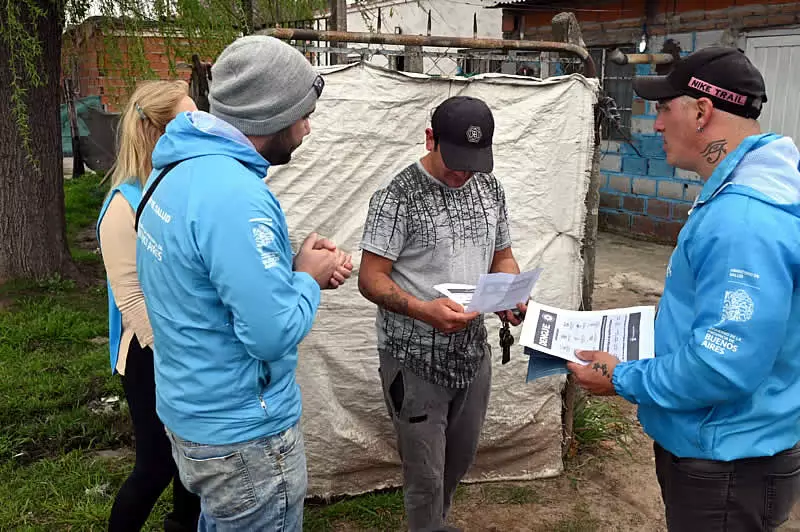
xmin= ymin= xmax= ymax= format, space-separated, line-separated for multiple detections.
xmin=209 ymin=35 xmax=324 ymax=137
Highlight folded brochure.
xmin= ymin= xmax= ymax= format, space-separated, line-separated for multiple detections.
xmin=434 ymin=269 xmax=542 ymax=314
xmin=520 ymin=301 xmax=655 ymax=365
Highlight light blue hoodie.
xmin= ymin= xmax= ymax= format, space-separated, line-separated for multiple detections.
xmin=136 ymin=111 xmax=321 ymax=445
xmin=613 ymin=134 xmax=800 ymax=461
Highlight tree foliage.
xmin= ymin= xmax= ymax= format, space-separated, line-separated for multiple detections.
xmin=3 ymin=0 xmax=327 ymax=156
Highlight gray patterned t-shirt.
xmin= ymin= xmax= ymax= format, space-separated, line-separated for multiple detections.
xmin=360 ymin=162 xmax=511 ymax=388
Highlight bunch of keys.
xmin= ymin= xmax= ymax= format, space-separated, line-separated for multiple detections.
xmin=498 ymin=309 xmax=524 ymax=365
xmin=499 ymin=320 xmax=514 ymax=365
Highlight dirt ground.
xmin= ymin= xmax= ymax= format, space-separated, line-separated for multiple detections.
xmin=445 ymin=231 xmax=800 ymax=532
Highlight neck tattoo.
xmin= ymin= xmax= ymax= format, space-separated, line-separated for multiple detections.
xmin=701 ymin=139 xmax=728 ymax=164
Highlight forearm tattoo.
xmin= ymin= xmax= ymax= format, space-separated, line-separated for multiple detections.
xmin=377 ymin=285 xmax=410 ymax=316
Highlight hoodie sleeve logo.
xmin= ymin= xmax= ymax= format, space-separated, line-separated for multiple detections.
xmin=250 ymin=219 xmax=279 ymax=270
xmin=721 ymin=289 xmax=754 ymax=323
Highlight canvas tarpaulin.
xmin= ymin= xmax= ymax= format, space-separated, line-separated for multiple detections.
xmin=61 ymin=95 xmax=101 ymax=156
xmin=61 ymin=95 xmax=120 ymax=171
xmin=265 ymin=62 xmax=599 ymax=497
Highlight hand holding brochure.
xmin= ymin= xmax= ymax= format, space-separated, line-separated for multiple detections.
xmin=519 ymin=302 xmax=655 ymax=365
xmin=432 ymin=284 xmax=476 ymax=308
xmin=434 ymin=269 xmax=542 ymax=314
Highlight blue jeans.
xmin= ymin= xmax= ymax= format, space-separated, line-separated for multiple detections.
xmin=166 ymin=424 xmax=307 ymax=532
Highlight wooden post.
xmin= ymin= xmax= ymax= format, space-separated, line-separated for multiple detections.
xmin=402 ymin=46 xmax=422 ymax=73
xmin=329 ymin=0 xmax=347 ymax=65
xmin=551 ymin=11 xmax=600 ymax=458
xmin=402 ymin=11 xmax=428 ymax=73
xmin=63 ymin=78 xmax=85 ymax=178
xmin=552 ymin=12 xmax=586 ymax=76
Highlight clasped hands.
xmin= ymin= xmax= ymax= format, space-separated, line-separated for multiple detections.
xmin=293 ymin=232 xmax=353 ymax=289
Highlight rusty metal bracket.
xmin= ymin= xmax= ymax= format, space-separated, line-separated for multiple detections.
xmin=262 ymin=27 xmax=596 ymax=76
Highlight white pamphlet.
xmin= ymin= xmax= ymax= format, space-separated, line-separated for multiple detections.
xmin=432 ymin=284 xmax=475 ymax=307
xmin=520 ymin=302 xmax=655 ymax=365
xmin=433 ymin=268 xmax=542 ymax=313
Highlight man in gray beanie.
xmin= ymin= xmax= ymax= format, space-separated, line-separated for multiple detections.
xmin=136 ymin=35 xmax=352 ymax=532
xmin=209 ymin=35 xmax=326 ymax=164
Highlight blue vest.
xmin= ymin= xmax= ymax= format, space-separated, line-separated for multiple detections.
xmin=97 ymin=182 xmax=143 ymax=374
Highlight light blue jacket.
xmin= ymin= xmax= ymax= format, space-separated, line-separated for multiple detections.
xmin=613 ymin=134 xmax=800 ymax=461
xmin=136 ymin=111 xmax=321 ymax=445
xmin=97 ymin=183 xmax=142 ymax=374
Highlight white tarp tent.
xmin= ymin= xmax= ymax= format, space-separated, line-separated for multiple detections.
xmin=266 ymin=62 xmax=599 ymax=497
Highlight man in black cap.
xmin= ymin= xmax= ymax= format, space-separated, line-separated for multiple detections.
xmin=568 ymin=47 xmax=800 ymax=530
xmin=358 ymin=95 xmax=524 ymax=531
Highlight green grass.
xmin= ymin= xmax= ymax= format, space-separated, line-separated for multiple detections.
xmin=304 ymin=490 xmax=406 ymax=531
xmin=0 ymin=450 xmax=173 ymax=531
xmin=572 ymin=393 xmax=633 ymax=453
xmin=64 ymin=172 xmax=107 ymax=244
xmin=64 ymin=172 xmax=107 ymax=265
xmin=480 ymin=484 xmax=541 ymax=505
xmin=0 ymin=286 xmax=129 ymax=464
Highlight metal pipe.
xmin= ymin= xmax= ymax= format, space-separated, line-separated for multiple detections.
xmin=608 ymin=48 xmax=673 ymax=66
xmin=600 ymin=48 xmax=606 ymax=86
xmin=262 ymin=27 xmax=591 ymax=62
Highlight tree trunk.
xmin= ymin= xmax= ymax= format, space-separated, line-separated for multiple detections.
xmin=0 ymin=0 xmax=76 ymax=282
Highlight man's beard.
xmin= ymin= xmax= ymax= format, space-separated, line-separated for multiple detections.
xmin=259 ymin=128 xmax=300 ymax=166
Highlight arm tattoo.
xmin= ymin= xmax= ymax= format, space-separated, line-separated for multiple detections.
xmin=701 ymin=140 xmax=728 ymax=164
xmin=592 ymin=362 xmax=610 ymax=379
xmin=376 ymin=285 xmax=410 ymax=316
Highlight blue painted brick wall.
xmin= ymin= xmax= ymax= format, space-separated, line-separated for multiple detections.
xmin=622 ymin=156 xmax=648 ymax=175
xmin=648 ymin=159 xmax=674 ymax=177
xmin=598 ymin=30 xmax=707 ymax=243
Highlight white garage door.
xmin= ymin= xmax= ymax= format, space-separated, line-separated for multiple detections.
xmin=745 ymin=31 xmax=800 ymax=143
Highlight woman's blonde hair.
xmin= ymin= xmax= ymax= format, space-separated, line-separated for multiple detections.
xmin=106 ymin=80 xmax=190 ymax=191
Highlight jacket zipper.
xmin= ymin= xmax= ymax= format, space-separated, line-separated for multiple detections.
xmin=259 ymin=394 xmax=268 ymax=415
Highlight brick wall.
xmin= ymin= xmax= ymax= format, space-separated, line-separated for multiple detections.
xmin=598 ymin=115 xmax=702 ymax=243
xmin=509 ymin=1 xmax=800 ymax=45
xmin=577 ymin=2 xmax=800 ymax=48
xmin=597 ymin=28 xmax=743 ymax=243
xmin=504 ymin=1 xmax=800 ymax=243
xmin=62 ymin=20 xmax=196 ymax=112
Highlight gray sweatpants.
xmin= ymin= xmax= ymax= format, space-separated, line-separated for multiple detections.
xmin=378 ymin=349 xmax=492 ymax=532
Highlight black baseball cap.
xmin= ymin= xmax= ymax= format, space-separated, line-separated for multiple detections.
xmin=633 ymin=47 xmax=767 ymax=119
xmin=432 ymin=96 xmax=494 ymax=173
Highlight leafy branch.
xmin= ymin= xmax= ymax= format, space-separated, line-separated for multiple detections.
xmin=2 ymin=0 xmax=47 ymax=169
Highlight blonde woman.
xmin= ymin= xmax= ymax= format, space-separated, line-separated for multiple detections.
xmin=97 ymin=80 xmax=200 ymax=532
